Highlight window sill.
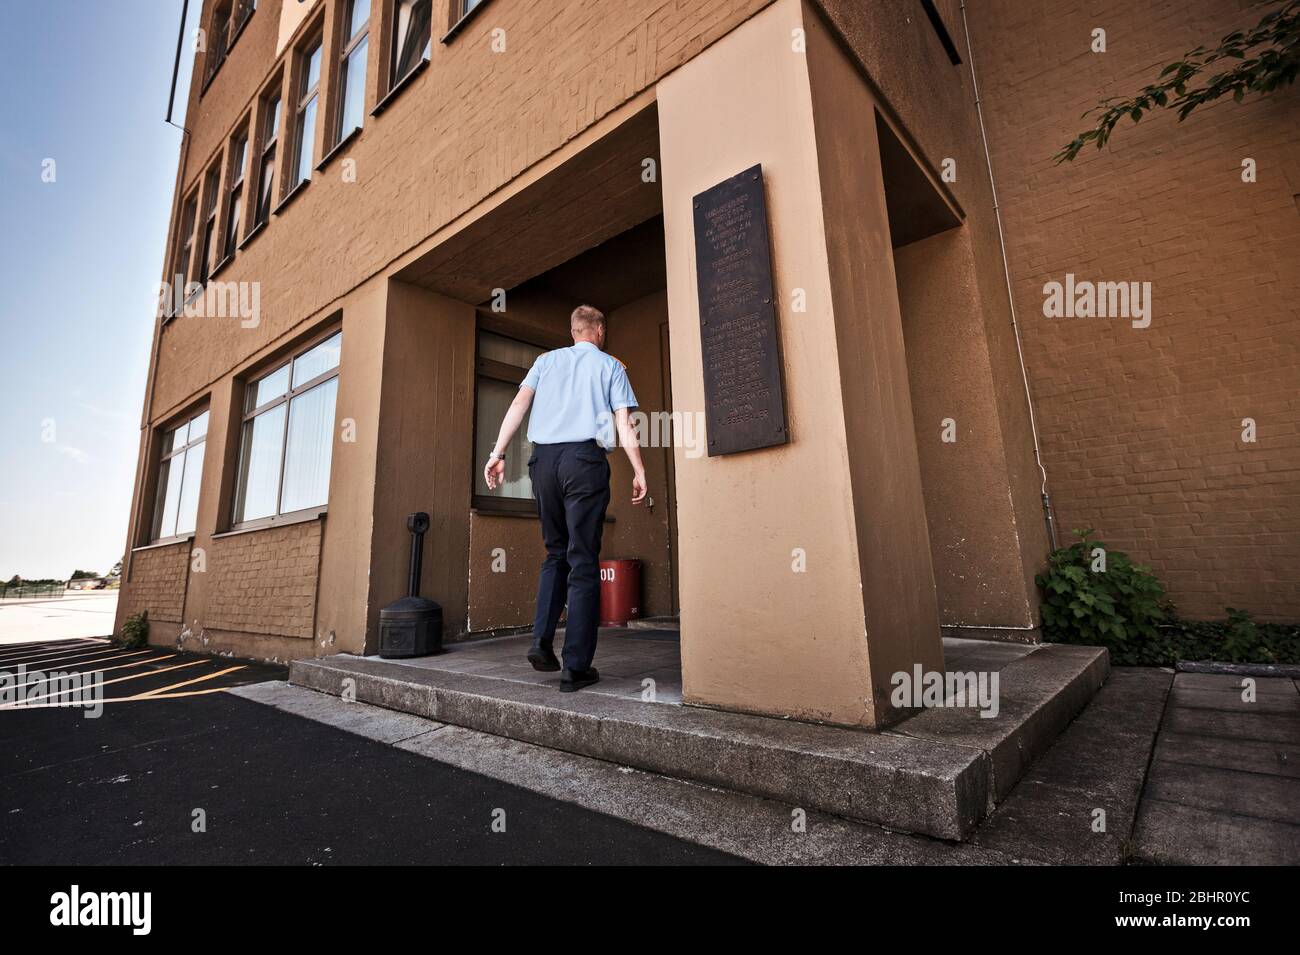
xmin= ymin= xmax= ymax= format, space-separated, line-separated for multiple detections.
xmin=317 ymin=125 xmax=361 ymax=172
xmin=371 ymin=57 xmax=429 ymax=117
xmin=442 ymin=0 xmax=494 ymax=44
xmin=133 ymin=534 xmax=195 ymax=553
xmin=237 ymin=218 xmax=267 ymax=251
xmin=214 ymin=507 xmax=327 ymax=539
xmin=272 ymin=177 xmax=310 ymax=216
xmin=209 ymin=252 xmax=236 ymax=281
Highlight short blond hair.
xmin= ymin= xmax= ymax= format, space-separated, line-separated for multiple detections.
xmin=570 ymin=304 xmax=605 ymax=335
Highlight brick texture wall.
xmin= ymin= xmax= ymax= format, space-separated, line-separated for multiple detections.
xmin=120 ymin=541 xmax=192 ymax=624
xmin=205 ymin=521 xmax=323 ymax=638
xmin=153 ymin=0 xmax=770 ymax=416
xmin=972 ymin=0 xmax=1300 ymax=620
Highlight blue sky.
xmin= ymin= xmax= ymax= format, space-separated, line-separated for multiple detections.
xmin=0 ymin=1 xmax=195 ymax=579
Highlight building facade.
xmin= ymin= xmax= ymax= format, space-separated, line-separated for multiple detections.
xmin=117 ymin=0 xmax=1298 ymax=729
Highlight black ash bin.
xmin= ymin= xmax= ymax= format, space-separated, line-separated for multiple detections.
xmin=378 ymin=512 xmax=443 ymax=658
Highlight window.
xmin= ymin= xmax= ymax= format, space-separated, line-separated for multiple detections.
xmin=233 ymin=331 xmax=341 ymax=525
xmin=204 ymin=2 xmax=233 ymax=86
xmin=223 ymin=129 xmax=249 ymax=259
xmin=173 ymin=192 xmax=198 ymax=284
xmin=391 ymin=0 xmax=431 ymax=85
xmin=152 ymin=410 xmax=209 ymax=541
xmin=197 ymin=164 xmax=221 ymax=284
xmin=335 ymin=0 xmax=370 ymax=143
xmin=253 ymin=92 xmax=281 ymax=228
xmin=203 ymin=0 xmax=255 ymax=87
xmin=474 ymin=331 xmax=546 ymax=505
xmin=289 ymin=38 xmax=323 ymax=193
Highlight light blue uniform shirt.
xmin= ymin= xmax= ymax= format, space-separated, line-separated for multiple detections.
xmin=522 ymin=341 xmax=638 ymax=449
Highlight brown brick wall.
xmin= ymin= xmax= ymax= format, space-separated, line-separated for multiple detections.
xmin=120 ymin=541 xmax=192 ymax=624
xmin=153 ymin=0 xmax=770 ymax=417
xmin=205 ymin=520 xmax=323 ymax=638
xmin=972 ymin=0 xmax=1300 ymax=619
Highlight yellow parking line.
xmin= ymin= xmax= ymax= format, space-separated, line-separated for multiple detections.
xmin=0 ymin=645 xmax=135 ymax=669
xmin=4 ymin=654 xmax=178 ymax=691
xmin=133 ymin=665 xmax=246 ymax=698
xmin=0 ymin=659 xmax=208 ymax=708
xmin=7 ymin=686 xmax=233 ymax=707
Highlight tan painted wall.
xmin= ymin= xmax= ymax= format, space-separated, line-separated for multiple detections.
xmin=659 ymin=0 xmax=941 ymax=728
xmin=367 ymin=281 xmax=476 ymax=649
xmin=895 ymin=228 xmax=1039 ymax=634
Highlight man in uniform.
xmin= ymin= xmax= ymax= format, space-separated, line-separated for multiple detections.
xmin=483 ymin=305 xmax=648 ymax=692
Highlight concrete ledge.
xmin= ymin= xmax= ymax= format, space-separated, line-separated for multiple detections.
xmin=887 ymin=643 xmax=1110 ymax=803
xmin=290 ymin=655 xmax=990 ymax=839
xmin=288 ymin=641 xmax=1108 ymax=840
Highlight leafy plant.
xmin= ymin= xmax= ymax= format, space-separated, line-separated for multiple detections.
xmin=1036 ymin=529 xmax=1169 ymax=664
xmin=118 ymin=611 xmax=149 ymax=650
xmin=1055 ymin=0 xmax=1300 ymax=162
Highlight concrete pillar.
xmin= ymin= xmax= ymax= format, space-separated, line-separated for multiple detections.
xmin=657 ymin=0 xmax=943 ymax=728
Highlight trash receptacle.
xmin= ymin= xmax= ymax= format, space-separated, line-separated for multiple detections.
xmin=599 ymin=558 xmax=641 ymax=626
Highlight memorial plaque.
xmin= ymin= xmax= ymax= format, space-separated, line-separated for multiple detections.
xmin=693 ymin=164 xmax=788 ymax=456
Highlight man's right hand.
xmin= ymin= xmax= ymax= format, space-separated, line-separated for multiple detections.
xmin=631 ymin=470 xmax=648 ymax=505
xmin=484 ymin=458 xmax=505 ymax=491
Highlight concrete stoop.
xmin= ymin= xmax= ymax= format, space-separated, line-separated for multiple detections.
xmin=288 ymin=643 xmax=1108 ymax=841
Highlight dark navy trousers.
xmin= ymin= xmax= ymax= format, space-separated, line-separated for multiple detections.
xmin=528 ymin=440 xmax=611 ymax=672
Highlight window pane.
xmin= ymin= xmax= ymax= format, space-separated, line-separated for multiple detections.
xmin=188 ymin=410 xmax=210 ymax=440
xmin=161 ymin=422 xmax=187 ymax=457
xmin=348 ymin=0 xmax=370 ymax=39
xmin=264 ymin=96 xmax=281 ymax=142
xmin=247 ymin=363 xmax=290 ymax=411
xmin=475 ymin=378 xmax=533 ymax=499
xmin=175 ymin=441 xmax=206 ymax=536
xmin=339 ymin=37 xmax=368 ymax=136
xmin=234 ymin=404 xmax=286 ymax=522
xmin=393 ymin=0 xmax=431 ymax=80
xmin=305 ymin=43 xmax=322 ymax=91
xmin=280 ymin=377 xmax=337 ymax=513
xmin=479 ymin=332 xmax=545 ymax=369
xmin=295 ymin=96 xmax=317 ymax=186
xmin=154 ymin=453 xmax=184 ymax=538
xmin=292 ymin=331 xmax=341 ymax=387
xmin=256 ymin=146 xmax=276 ymax=223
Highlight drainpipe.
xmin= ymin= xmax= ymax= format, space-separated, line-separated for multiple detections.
xmin=958 ymin=0 xmax=1058 ymax=553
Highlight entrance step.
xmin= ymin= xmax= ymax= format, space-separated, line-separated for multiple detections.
xmin=624 ymin=615 xmax=680 ymax=631
xmin=289 ymin=642 xmax=1107 ymax=841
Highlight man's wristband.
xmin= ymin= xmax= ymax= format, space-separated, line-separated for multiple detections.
xmin=487 ymin=452 xmax=505 ymax=463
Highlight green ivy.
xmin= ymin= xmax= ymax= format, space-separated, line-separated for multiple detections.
xmin=1036 ymin=530 xmax=1300 ymax=665
xmin=118 ymin=610 xmax=149 ymax=650
xmin=1036 ymin=529 xmax=1168 ymax=664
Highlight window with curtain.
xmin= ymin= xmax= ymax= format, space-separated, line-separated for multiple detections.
xmin=233 ymin=331 xmax=341 ymax=525
xmin=335 ymin=0 xmax=370 ymax=142
xmin=290 ymin=38 xmax=323 ymax=192
xmin=474 ymin=331 xmax=546 ymax=506
xmin=223 ymin=129 xmax=248 ymax=259
xmin=152 ymin=410 xmax=209 ymax=541
xmin=391 ymin=0 xmax=431 ymax=85
xmin=173 ymin=192 xmax=197 ymax=284
xmin=254 ymin=91 xmax=281 ymax=228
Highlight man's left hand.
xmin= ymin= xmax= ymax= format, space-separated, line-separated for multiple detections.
xmin=484 ymin=458 xmax=505 ymax=490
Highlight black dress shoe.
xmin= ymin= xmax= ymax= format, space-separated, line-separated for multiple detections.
xmin=559 ymin=667 xmax=600 ymax=692
xmin=527 ymin=646 xmax=561 ymax=672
